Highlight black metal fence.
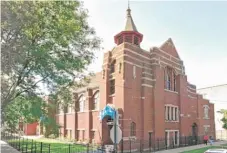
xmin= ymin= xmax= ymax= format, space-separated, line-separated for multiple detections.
xmin=1 ymin=132 xmax=105 ymax=153
xmin=2 ymin=132 xmax=215 ymax=153
xmin=119 ymin=135 xmax=213 ymax=152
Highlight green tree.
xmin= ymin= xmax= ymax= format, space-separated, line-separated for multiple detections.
xmin=3 ymin=95 xmax=48 ymax=132
xmin=218 ymin=109 xmax=227 ymax=129
xmin=1 ymin=1 xmax=101 ymax=114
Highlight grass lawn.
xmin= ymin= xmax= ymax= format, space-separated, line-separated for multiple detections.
xmin=8 ymin=138 xmax=88 ymax=153
xmin=181 ymin=145 xmax=227 ymax=153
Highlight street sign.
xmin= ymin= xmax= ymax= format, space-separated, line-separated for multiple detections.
xmin=110 ymin=126 xmax=122 ymax=144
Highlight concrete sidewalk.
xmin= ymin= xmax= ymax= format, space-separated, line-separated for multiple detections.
xmin=0 ymin=140 xmax=20 ymax=153
xmin=154 ymin=141 xmax=227 ymax=153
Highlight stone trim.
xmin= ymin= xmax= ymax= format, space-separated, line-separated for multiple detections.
xmin=155 ymin=48 xmax=181 ymax=62
xmin=142 ymin=72 xmax=153 ymax=77
xmin=142 ymin=77 xmax=156 ymax=81
xmin=187 ymin=89 xmax=197 ymax=95
xmin=188 ymin=95 xmax=197 ymax=99
xmin=141 ymin=84 xmax=153 ymax=88
xmin=203 ymin=125 xmax=210 ymax=127
xmin=164 ymin=89 xmax=179 ymax=94
xmin=91 ymin=129 xmax=98 ymax=131
xmin=115 ymin=48 xmax=182 ymax=68
xmin=124 ymin=61 xmax=152 ymax=71
xmin=187 ymin=86 xmax=196 ymax=91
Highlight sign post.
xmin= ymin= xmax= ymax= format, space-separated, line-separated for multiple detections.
xmin=100 ymin=105 xmax=122 ymax=153
xmin=114 ymin=111 xmax=117 ymax=153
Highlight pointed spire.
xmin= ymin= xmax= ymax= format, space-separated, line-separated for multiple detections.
xmin=124 ymin=1 xmax=138 ymax=32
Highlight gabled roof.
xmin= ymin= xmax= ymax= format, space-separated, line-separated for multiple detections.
xmin=159 ymin=38 xmax=180 ymax=59
xmin=124 ymin=8 xmax=138 ymax=32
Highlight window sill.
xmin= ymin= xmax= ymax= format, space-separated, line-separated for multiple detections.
xmin=164 ymin=89 xmax=178 ymax=94
xmin=165 ymin=120 xmax=179 ymax=123
xmin=109 ymin=94 xmax=115 ymax=97
xmin=91 ymin=110 xmax=99 ymax=112
xmin=55 ymin=113 xmax=64 ymax=116
xmin=203 ymin=117 xmax=210 ymax=120
xmin=77 ymin=111 xmax=87 ymax=114
xmin=65 ymin=112 xmax=74 ymax=115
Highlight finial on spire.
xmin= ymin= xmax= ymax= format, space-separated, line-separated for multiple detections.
xmin=127 ymin=0 xmax=131 ymax=17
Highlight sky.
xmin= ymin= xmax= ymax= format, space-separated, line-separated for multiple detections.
xmin=83 ymin=0 xmax=227 ymax=89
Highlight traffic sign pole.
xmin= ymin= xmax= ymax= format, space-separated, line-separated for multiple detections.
xmin=114 ymin=110 xmax=117 ymax=153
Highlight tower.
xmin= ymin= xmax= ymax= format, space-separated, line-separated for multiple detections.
xmin=114 ymin=5 xmax=143 ymax=47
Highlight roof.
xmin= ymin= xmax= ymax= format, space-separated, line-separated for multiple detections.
xmin=124 ymin=8 xmax=138 ymax=32
xmin=75 ymin=72 xmax=101 ymax=93
xmin=159 ymin=38 xmax=180 ymax=59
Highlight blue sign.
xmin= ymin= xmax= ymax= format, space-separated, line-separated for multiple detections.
xmin=100 ymin=105 xmax=116 ymax=120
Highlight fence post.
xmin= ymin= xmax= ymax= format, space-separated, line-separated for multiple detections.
xmin=26 ymin=139 xmax=28 ymax=152
xmin=172 ymin=138 xmax=175 ymax=148
xmin=22 ymin=138 xmax=24 ymax=152
xmin=40 ymin=142 xmax=43 ymax=153
xmin=49 ymin=144 xmax=51 ymax=153
xmin=157 ymin=138 xmax=159 ymax=150
xmin=129 ymin=138 xmax=131 ymax=153
xmin=31 ymin=139 xmax=33 ymax=153
xmin=35 ymin=142 xmax=37 ymax=153
xmin=184 ymin=136 xmax=186 ymax=146
xmin=86 ymin=144 xmax=89 ymax=153
xmin=149 ymin=133 xmax=151 ymax=152
xmin=166 ymin=138 xmax=167 ymax=150
xmin=18 ymin=138 xmax=21 ymax=151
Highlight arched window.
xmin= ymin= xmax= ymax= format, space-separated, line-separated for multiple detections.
xmin=78 ymin=95 xmax=85 ymax=112
xmin=92 ymin=91 xmax=99 ymax=110
xmin=165 ymin=67 xmax=177 ymax=91
xmin=110 ymin=60 xmax=116 ymax=73
xmin=130 ymin=122 xmax=136 ymax=136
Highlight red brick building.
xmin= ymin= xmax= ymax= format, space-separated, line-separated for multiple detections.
xmin=55 ymin=7 xmax=215 ymax=148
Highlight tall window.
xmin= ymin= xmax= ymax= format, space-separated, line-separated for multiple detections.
xmin=165 ymin=67 xmax=177 ymax=91
xmin=66 ymin=104 xmax=73 ymax=113
xmin=133 ymin=65 xmax=136 ymax=79
xmin=78 ymin=95 xmax=85 ymax=112
xmin=110 ymin=60 xmax=116 ymax=73
xmin=92 ymin=91 xmax=99 ymax=110
xmin=173 ymin=74 xmax=176 ymax=91
xmin=110 ymin=79 xmax=115 ymax=95
xmin=175 ymin=107 xmax=178 ymax=121
xmin=204 ymin=105 xmax=209 ymax=119
xmin=166 ymin=69 xmax=171 ymax=90
xmin=130 ymin=122 xmax=136 ymax=136
xmin=165 ymin=105 xmax=179 ymax=122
